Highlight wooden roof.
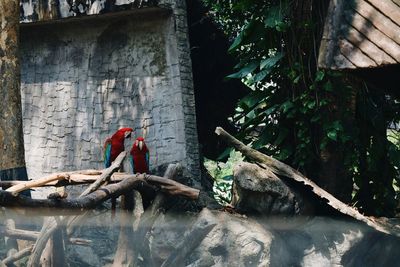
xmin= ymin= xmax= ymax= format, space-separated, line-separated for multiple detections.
xmin=318 ymin=0 xmax=400 ymax=70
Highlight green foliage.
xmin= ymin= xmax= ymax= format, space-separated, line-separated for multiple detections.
xmin=204 ymin=150 xmax=244 ymax=205
xmin=203 ymin=0 xmax=400 ymax=216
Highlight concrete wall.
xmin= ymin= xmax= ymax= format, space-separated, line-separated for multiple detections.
xmin=20 ymin=6 xmax=200 ymax=188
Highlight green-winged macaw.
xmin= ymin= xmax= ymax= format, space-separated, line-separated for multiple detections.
xmin=130 ymin=137 xmax=149 ymax=174
xmin=103 ymin=127 xmax=133 ymax=218
xmin=103 ymin=127 xmax=134 ymax=168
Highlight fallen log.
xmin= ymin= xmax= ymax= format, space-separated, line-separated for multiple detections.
xmin=215 ymin=127 xmax=400 ymax=237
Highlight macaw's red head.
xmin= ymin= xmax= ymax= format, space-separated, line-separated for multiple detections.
xmin=134 ymin=136 xmax=147 ymax=151
xmin=112 ymin=127 xmax=134 ymax=140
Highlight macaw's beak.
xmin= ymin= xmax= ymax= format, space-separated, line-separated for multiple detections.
xmin=125 ymin=131 xmax=132 ymax=139
xmin=138 ymin=140 xmax=143 ymax=150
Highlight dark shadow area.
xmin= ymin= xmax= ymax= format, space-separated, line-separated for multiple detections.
xmin=186 ymin=0 xmax=250 ymax=160
xmin=352 ymin=65 xmax=400 ymax=98
xmin=342 ymin=230 xmax=400 ymax=266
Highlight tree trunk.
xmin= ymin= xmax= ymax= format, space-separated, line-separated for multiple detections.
xmin=0 ymin=0 xmax=30 ymax=195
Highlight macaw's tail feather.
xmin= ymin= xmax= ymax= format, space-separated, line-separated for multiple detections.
xmin=104 ymin=138 xmax=112 ymax=168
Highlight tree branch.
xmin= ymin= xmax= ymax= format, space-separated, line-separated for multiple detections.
xmin=1 ymin=245 xmax=33 ymax=266
xmin=0 ymin=173 xmax=199 ymax=209
xmin=79 ymin=151 xmax=127 ymax=197
xmin=215 ymin=126 xmax=400 ymax=237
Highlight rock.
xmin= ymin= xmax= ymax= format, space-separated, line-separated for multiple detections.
xmin=232 ymin=162 xmax=313 ymax=215
xmin=1 ymin=208 xmax=400 ymax=267
xmin=149 ymin=208 xmax=273 ymax=267
xmin=189 ymin=211 xmax=273 ymax=267
xmin=148 ymin=212 xmax=192 ymax=266
xmin=67 ymin=246 xmax=101 ymax=267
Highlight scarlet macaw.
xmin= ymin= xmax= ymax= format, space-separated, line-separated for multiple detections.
xmin=130 ymin=137 xmax=149 ymax=173
xmin=103 ymin=127 xmax=134 ymax=168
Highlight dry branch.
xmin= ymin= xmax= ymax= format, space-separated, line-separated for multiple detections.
xmin=4 ymin=219 xmax=18 ymax=263
xmin=215 ymin=126 xmax=400 ymax=237
xmin=0 ymin=226 xmax=91 ymax=245
xmin=0 ymin=173 xmax=199 ymax=209
xmin=80 ymin=151 xmax=127 ymax=197
xmin=5 ymin=173 xmax=69 ymax=196
xmin=2 ymin=170 xmax=102 ymax=194
xmin=27 ymin=217 xmax=58 ymax=267
xmin=27 ymin=159 xmax=112 ymax=267
xmin=132 ymin=164 xmax=182 ymax=266
xmin=1 ymin=244 xmax=33 ymax=265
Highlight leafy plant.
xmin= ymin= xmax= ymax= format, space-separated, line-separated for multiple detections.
xmin=203 ymin=0 xmax=400 ymax=216
xmin=204 ymin=150 xmax=244 ymax=205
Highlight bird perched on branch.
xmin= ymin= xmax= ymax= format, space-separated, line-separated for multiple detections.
xmin=130 ymin=137 xmax=149 ymax=174
xmin=103 ymin=127 xmax=134 ymax=168
xmin=103 ymin=127 xmax=133 ymax=218
xmin=130 ymin=136 xmax=153 ymax=208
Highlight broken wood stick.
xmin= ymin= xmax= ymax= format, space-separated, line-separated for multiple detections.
xmin=68 ymin=238 xmax=92 ymax=246
xmin=215 ymin=126 xmax=400 ymax=237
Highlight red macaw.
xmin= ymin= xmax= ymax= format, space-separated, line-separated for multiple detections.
xmin=130 ymin=137 xmax=149 ymax=173
xmin=103 ymin=127 xmax=134 ymax=168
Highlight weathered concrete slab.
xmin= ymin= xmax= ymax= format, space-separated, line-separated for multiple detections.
xmin=19 ymin=0 xmax=200 ymax=195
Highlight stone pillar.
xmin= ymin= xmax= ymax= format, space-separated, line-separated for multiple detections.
xmin=0 ymin=0 xmax=30 ymax=191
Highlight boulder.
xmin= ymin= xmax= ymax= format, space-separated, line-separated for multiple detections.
xmin=149 ymin=209 xmax=400 ymax=267
xmin=232 ymin=162 xmax=313 ymax=215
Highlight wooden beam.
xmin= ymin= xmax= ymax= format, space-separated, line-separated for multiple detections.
xmin=352 ymin=0 xmax=400 ymax=46
xmin=343 ymin=25 xmax=396 ymax=65
xmin=344 ymin=9 xmax=400 ymax=61
xmin=338 ymin=39 xmax=377 ymax=67
xmin=365 ymin=0 xmax=400 ymax=26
